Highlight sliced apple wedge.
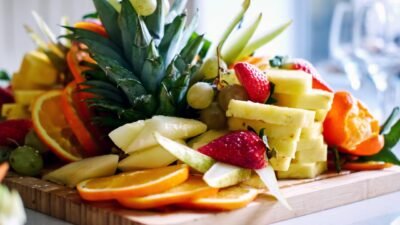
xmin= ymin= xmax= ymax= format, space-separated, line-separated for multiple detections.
xmin=187 ymin=130 xmax=229 ymax=150
xmin=203 ymin=162 xmax=251 ymax=188
xmin=127 ymin=116 xmax=207 ymax=153
xmin=108 ymin=120 xmax=145 ymax=151
xmin=154 ymin=133 xmax=215 ymax=173
xmin=118 ymin=141 xmax=185 ymax=171
xmin=43 ymin=155 xmax=119 ymax=187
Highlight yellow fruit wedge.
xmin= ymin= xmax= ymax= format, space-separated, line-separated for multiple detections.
xmin=108 ymin=120 xmax=145 ymax=151
xmin=226 ymin=100 xmax=315 ymax=128
xmin=18 ymin=51 xmax=58 ymax=87
xmin=179 ymin=186 xmax=259 ymax=210
xmin=273 ymin=89 xmax=334 ymax=111
xmin=77 ymin=164 xmax=189 ymax=201
xmin=267 ymin=137 xmax=298 ymax=158
xmin=14 ymin=90 xmax=45 ymax=106
xmin=118 ymin=176 xmax=218 ymax=209
xmin=43 ymin=155 xmax=119 ymax=187
xmin=11 ymin=73 xmax=46 ymax=90
xmin=315 ymin=109 xmax=329 ymax=122
xmin=1 ymin=103 xmax=30 ymax=119
xmin=228 ymin=117 xmax=302 ymax=140
xmin=300 ymin=122 xmax=323 ymax=139
xmin=297 ymin=135 xmax=324 ymax=152
xmin=269 ymin=155 xmax=292 ymax=171
xmin=277 ymin=161 xmax=327 ymax=179
xmin=265 ymin=69 xmax=312 ymax=95
xmin=294 ymin=144 xmax=328 ymax=163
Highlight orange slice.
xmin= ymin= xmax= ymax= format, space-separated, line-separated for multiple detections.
xmin=0 ymin=162 xmax=9 ymax=182
xmin=77 ymin=164 xmax=189 ymax=201
xmin=118 ymin=176 xmax=218 ymax=209
xmin=179 ymin=186 xmax=259 ymax=210
xmin=32 ymin=90 xmax=83 ymax=162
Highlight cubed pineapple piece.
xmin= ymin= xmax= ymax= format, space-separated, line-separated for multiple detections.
xmin=294 ymin=144 xmax=328 ymax=163
xmin=273 ymin=89 xmax=334 ymax=111
xmin=226 ymin=100 xmax=315 ymax=128
xmin=11 ymin=73 xmax=44 ymax=90
xmin=269 ymin=155 xmax=292 ymax=171
xmin=118 ymin=143 xmax=182 ymax=171
xmin=268 ymin=137 xmax=298 ymax=158
xmin=14 ymin=90 xmax=45 ymax=106
xmin=108 ymin=120 xmax=145 ymax=151
xmin=265 ymin=69 xmax=312 ymax=95
xmin=300 ymin=122 xmax=323 ymax=139
xmin=228 ymin=117 xmax=301 ymax=140
xmin=277 ymin=161 xmax=327 ymax=179
xmin=126 ymin=116 xmax=207 ymax=153
xmin=315 ymin=109 xmax=329 ymax=122
xmin=297 ymin=135 xmax=324 ymax=152
xmin=19 ymin=51 xmax=58 ymax=87
xmin=187 ymin=130 xmax=229 ymax=149
xmin=1 ymin=103 xmax=30 ymax=119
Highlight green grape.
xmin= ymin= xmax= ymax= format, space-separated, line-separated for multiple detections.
xmin=130 ymin=0 xmax=157 ymax=16
xmin=200 ymin=102 xmax=227 ymax=129
xmin=187 ymin=82 xmax=215 ymax=109
xmin=217 ymin=84 xmax=249 ymax=111
xmin=9 ymin=146 xmax=43 ymax=176
xmin=24 ymin=130 xmax=48 ymax=154
xmin=0 ymin=146 xmax=12 ymax=163
xmin=200 ymin=56 xmax=228 ymax=80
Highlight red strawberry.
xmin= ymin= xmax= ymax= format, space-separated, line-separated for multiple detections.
xmin=270 ymin=56 xmax=333 ymax=92
xmin=234 ymin=62 xmax=271 ymax=103
xmin=198 ymin=130 xmax=267 ymax=169
xmin=0 ymin=119 xmax=32 ymax=146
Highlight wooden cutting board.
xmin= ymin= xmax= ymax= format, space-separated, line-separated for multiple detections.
xmin=4 ymin=167 xmax=400 ymax=225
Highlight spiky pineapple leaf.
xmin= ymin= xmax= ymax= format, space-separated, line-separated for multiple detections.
xmin=141 ymin=41 xmax=165 ymax=93
xmin=118 ymin=0 xmax=139 ymax=61
xmin=157 ymin=83 xmax=176 ymax=116
xmin=130 ymin=18 xmax=152 ymax=75
xmin=82 ymin=80 xmax=123 ymax=94
xmin=93 ymin=0 xmax=122 ymax=46
xmin=83 ymin=69 xmax=108 ymax=81
xmin=159 ymin=14 xmax=187 ymax=66
xmin=144 ymin=0 xmax=165 ymax=40
xmin=175 ymin=34 xmax=204 ymax=72
xmin=179 ymin=10 xmax=199 ymax=51
xmin=82 ymin=88 xmax=125 ymax=105
xmin=167 ymin=0 xmax=188 ymax=23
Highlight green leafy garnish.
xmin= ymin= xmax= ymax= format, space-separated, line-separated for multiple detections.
xmin=0 ymin=70 xmax=10 ymax=81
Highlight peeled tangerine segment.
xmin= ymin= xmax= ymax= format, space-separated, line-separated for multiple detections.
xmin=277 ymin=161 xmax=328 ymax=179
xmin=203 ymin=162 xmax=251 ymax=188
xmin=108 ymin=120 xmax=145 ymax=151
xmin=265 ymin=69 xmax=312 ymax=95
xmin=154 ymin=133 xmax=215 ymax=173
xmin=226 ymin=100 xmax=315 ymax=128
xmin=118 ymin=142 xmax=184 ymax=171
xmin=187 ymin=130 xmax=229 ymax=150
xmin=180 ymin=186 xmax=259 ymax=211
xmin=126 ymin=116 xmax=207 ymax=153
xmin=228 ymin=117 xmax=302 ymax=140
xmin=118 ymin=176 xmax=218 ymax=209
xmin=273 ymin=89 xmax=334 ymax=111
xmin=43 ymin=154 xmax=119 ymax=187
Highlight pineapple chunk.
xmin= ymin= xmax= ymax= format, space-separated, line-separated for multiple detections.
xmin=269 ymin=155 xmax=292 ymax=171
xmin=1 ymin=104 xmax=30 ymax=119
xmin=265 ymin=69 xmax=312 ymax=95
xmin=187 ymin=130 xmax=229 ymax=149
xmin=14 ymin=90 xmax=45 ymax=106
xmin=268 ymin=137 xmax=298 ymax=158
xmin=300 ymin=122 xmax=323 ymax=139
xmin=315 ymin=109 xmax=329 ymax=122
xmin=118 ymin=143 xmax=182 ymax=171
xmin=297 ymin=135 xmax=324 ymax=152
xmin=273 ymin=89 xmax=334 ymax=110
xmin=294 ymin=144 xmax=328 ymax=163
xmin=228 ymin=117 xmax=301 ymax=140
xmin=11 ymin=73 xmax=44 ymax=90
xmin=126 ymin=116 xmax=207 ymax=153
xmin=19 ymin=51 xmax=58 ymax=87
xmin=226 ymin=100 xmax=315 ymax=128
xmin=277 ymin=161 xmax=327 ymax=179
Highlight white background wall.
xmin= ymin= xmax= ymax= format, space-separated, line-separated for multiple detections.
xmin=0 ymin=0 xmax=295 ymax=73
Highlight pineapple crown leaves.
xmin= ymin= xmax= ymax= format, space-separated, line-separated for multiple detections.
xmin=63 ymin=0 xmax=211 ymax=128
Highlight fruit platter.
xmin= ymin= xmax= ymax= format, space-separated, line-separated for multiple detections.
xmin=1 ymin=0 xmax=400 ymax=224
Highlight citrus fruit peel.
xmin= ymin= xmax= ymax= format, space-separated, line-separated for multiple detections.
xmin=77 ymin=164 xmax=189 ymax=201
xmin=118 ymin=176 xmax=218 ymax=209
